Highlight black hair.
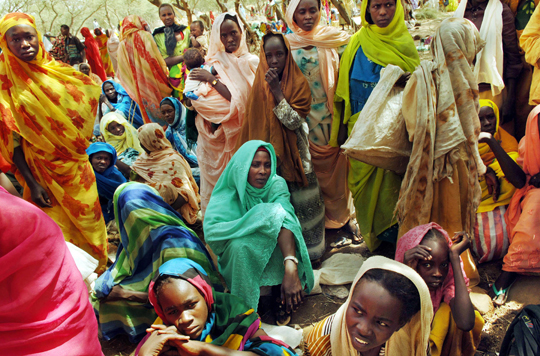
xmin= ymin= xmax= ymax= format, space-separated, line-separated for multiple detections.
xmin=153 ymin=274 xmax=181 ymax=301
xmin=223 ymin=14 xmax=242 ymax=33
xmin=191 ymin=20 xmax=205 ymax=32
xmin=263 ymin=33 xmax=288 ymax=55
xmin=159 ymin=3 xmax=176 ymax=15
xmin=94 ymin=28 xmax=102 ymax=36
xmin=61 ymin=24 xmax=69 ymax=31
xmin=358 ymin=268 xmax=421 ymax=326
xmin=183 ymin=48 xmax=205 ymax=70
xmin=421 ymin=228 xmax=447 ymax=243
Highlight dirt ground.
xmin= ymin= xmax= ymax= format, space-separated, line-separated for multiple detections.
xmin=100 ymin=10 xmax=540 ymax=356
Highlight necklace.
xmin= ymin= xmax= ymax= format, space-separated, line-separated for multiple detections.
xmin=358 ymin=346 xmax=385 ymax=356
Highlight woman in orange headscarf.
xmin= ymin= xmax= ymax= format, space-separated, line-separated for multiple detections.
xmin=81 ymin=26 xmax=107 ymax=81
xmin=117 ymin=15 xmax=172 ymax=125
xmin=94 ymin=28 xmax=115 ymax=78
xmin=0 ymin=13 xmax=108 ymax=272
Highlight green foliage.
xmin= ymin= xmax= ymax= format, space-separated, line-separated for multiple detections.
xmin=414 ymin=7 xmax=440 ymax=19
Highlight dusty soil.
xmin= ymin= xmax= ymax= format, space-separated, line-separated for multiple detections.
xmin=100 ymin=10 xmax=540 ymax=356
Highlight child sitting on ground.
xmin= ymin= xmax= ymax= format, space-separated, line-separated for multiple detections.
xmin=182 ymin=48 xmax=217 ymax=101
xmin=396 ymin=223 xmax=484 ymax=356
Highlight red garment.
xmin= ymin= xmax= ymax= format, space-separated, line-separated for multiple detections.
xmin=81 ymin=27 xmax=107 ymax=81
xmin=0 ymin=153 xmax=10 ymax=173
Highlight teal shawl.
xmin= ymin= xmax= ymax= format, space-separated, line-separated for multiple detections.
xmin=204 ymin=140 xmax=314 ymax=310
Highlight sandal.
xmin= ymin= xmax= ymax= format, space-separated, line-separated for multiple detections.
xmin=347 ymin=219 xmax=364 ymax=245
xmin=331 ymin=236 xmax=352 ymax=248
xmin=274 ymin=297 xmax=291 ymax=326
xmin=491 ymin=281 xmax=516 ymax=306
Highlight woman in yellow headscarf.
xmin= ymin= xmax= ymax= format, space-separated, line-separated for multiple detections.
xmin=0 ymin=13 xmax=108 ymax=271
xmin=473 ymin=100 xmax=522 ymax=265
xmin=100 ymin=112 xmax=143 ymax=166
xmin=331 ymin=0 xmax=420 ymax=251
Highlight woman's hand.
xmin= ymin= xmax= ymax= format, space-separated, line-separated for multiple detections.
xmin=265 ymin=68 xmax=285 ymax=103
xmin=449 ymin=231 xmax=470 ymax=260
xmin=189 ymin=68 xmax=215 ymax=83
xmin=484 ymin=167 xmax=500 ymax=202
xmin=403 ymin=245 xmax=432 ymax=270
xmin=281 ymin=261 xmax=304 ymax=314
xmin=151 ymin=325 xmax=207 ymax=356
xmin=30 ymin=183 xmax=52 ymax=208
xmin=138 ymin=326 xmax=189 ymax=356
xmin=395 ymin=72 xmax=411 ymax=88
xmin=478 ymin=132 xmax=494 ymax=144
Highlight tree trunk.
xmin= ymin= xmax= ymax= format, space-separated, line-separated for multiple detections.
xmin=199 ymin=13 xmax=211 ymax=29
xmin=175 ymin=0 xmax=193 ymax=23
xmin=216 ymin=0 xmax=227 ymax=12
xmin=330 ymin=0 xmax=358 ymax=30
xmin=234 ymin=0 xmax=258 ymax=48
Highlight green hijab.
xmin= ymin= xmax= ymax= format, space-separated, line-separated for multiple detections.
xmin=204 ymin=140 xmax=314 ymax=310
xmin=331 ymin=0 xmax=419 ymax=146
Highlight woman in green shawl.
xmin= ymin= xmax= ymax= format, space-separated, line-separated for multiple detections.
xmin=204 ymin=140 xmax=314 ymax=325
xmin=331 ymin=0 xmax=420 ymax=252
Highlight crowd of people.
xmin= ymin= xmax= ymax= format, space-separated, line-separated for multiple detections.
xmin=1 ymin=0 xmax=540 ymax=354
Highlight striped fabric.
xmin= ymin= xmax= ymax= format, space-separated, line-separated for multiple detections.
xmin=472 ymin=205 xmax=509 ymax=263
xmin=303 ymin=315 xmax=335 ymax=356
xmin=91 ymin=182 xmax=220 ymax=343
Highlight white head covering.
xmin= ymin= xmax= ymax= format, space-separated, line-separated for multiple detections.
xmin=330 ymin=256 xmax=433 ymax=356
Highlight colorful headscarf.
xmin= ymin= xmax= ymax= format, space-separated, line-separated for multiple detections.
xmin=395 ymin=223 xmax=469 ymax=313
xmin=162 ymin=97 xmax=198 ymax=167
xmin=86 ymin=142 xmax=126 ymax=200
xmin=285 ymin=0 xmax=350 ymax=114
xmin=0 ymin=12 xmax=108 ymax=271
xmin=132 ymin=123 xmax=200 ymax=224
xmin=478 ymin=99 xmax=519 ymax=212
xmin=238 ymin=32 xmax=310 ymax=185
xmin=100 ymin=111 xmax=143 ymax=155
xmin=81 ymin=27 xmax=107 ymax=81
xmin=330 ymin=256 xmax=433 ymax=356
xmin=101 ymin=79 xmax=145 ymax=128
xmin=93 ymin=182 xmax=218 ymax=343
xmin=117 ymin=15 xmax=172 ymax=125
xmin=145 ymin=258 xmax=297 ymax=355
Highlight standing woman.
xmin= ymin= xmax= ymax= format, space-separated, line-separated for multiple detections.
xmin=94 ymin=28 xmax=115 ymax=78
xmin=0 ymin=13 xmax=108 ymax=271
xmin=332 ymin=0 xmax=419 ymax=252
xmin=190 ymin=12 xmax=259 ymax=215
xmin=237 ymin=32 xmax=325 ymax=260
xmin=153 ymin=3 xmax=191 ymax=96
xmin=286 ymin=0 xmax=356 ymax=239
xmin=81 ymin=27 xmax=107 ymax=81
xmin=117 ymin=15 xmax=172 ymax=125
xmin=107 ymin=28 xmax=120 ymax=74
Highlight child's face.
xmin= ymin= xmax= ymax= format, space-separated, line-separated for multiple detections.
xmin=191 ymin=23 xmax=203 ymax=37
xmin=345 ymin=279 xmax=404 ymax=353
xmin=264 ymin=36 xmax=287 ymax=77
xmin=417 ymin=238 xmax=450 ymax=291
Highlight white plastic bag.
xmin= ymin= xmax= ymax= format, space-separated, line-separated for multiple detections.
xmin=341 ymin=65 xmax=412 ymax=174
xmin=310 ymin=253 xmax=365 ymax=295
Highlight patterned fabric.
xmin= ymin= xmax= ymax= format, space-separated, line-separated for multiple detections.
xmin=101 ymin=80 xmax=145 ymax=128
xmin=191 ymin=12 xmax=259 ymax=215
xmin=473 ymin=205 xmax=509 ymax=263
xmin=118 ymin=15 xmax=172 ymax=124
xmin=81 ymin=27 xmax=107 ymax=81
xmin=0 ymin=13 xmax=108 ymax=271
xmin=0 ymin=186 xmax=102 ymax=356
xmin=204 ymin=141 xmax=314 ymax=310
xmin=154 ymin=26 xmax=191 ymax=96
xmin=137 ymin=258 xmax=298 ymax=356
xmin=49 ymin=33 xmax=67 ymax=63
xmin=107 ymin=29 xmax=120 ymax=73
xmin=520 ymin=5 xmax=540 ymax=105
xmin=395 ymin=223 xmax=470 ymax=314
xmin=100 ymin=111 xmax=143 ymax=156
xmin=86 ymin=142 xmax=127 ymax=223
xmin=131 ymin=123 xmax=200 ymax=224
xmin=92 ymin=182 xmax=218 ymax=343
xmin=95 ymin=33 xmax=115 ymax=77
xmin=478 ymin=100 xmax=519 ymax=213
xmin=504 ymin=105 xmax=540 ymax=273
xmin=162 ymin=97 xmax=199 ymax=167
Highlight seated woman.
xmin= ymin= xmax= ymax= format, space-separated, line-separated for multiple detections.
xmin=237 ymin=31 xmax=325 ymax=261
xmin=303 ymin=256 xmax=432 ymax=356
xmin=86 ymin=142 xmax=127 ymax=223
xmin=100 ymin=112 xmax=143 ymax=166
xmin=100 ymin=80 xmax=145 ymax=129
xmin=0 ymin=186 xmax=102 ymax=355
xmin=135 ymin=258 xmax=299 ymax=356
xmin=131 ymin=124 xmax=201 ymax=225
xmin=204 ymin=141 xmax=314 ymax=325
xmin=91 ymin=182 xmax=220 ymax=343
xmin=79 ymin=62 xmax=102 ymax=86
xmin=491 ymin=105 xmax=540 ymax=305
xmin=474 ymin=100 xmax=522 ymax=265
xmin=161 ymin=97 xmax=200 ymax=185
xmin=396 ymin=223 xmax=484 ymax=356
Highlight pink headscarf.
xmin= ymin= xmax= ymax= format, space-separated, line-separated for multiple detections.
xmin=285 ymin=0 xmax=350 ymax=114
xmin=395 ymin=222 xmax=469 ymax=313
xmin=0 ymin=187 xmax=103 ymax=355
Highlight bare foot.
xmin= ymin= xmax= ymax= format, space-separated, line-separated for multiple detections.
xmin=344 ymin=219 xmax=363 ymax=244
